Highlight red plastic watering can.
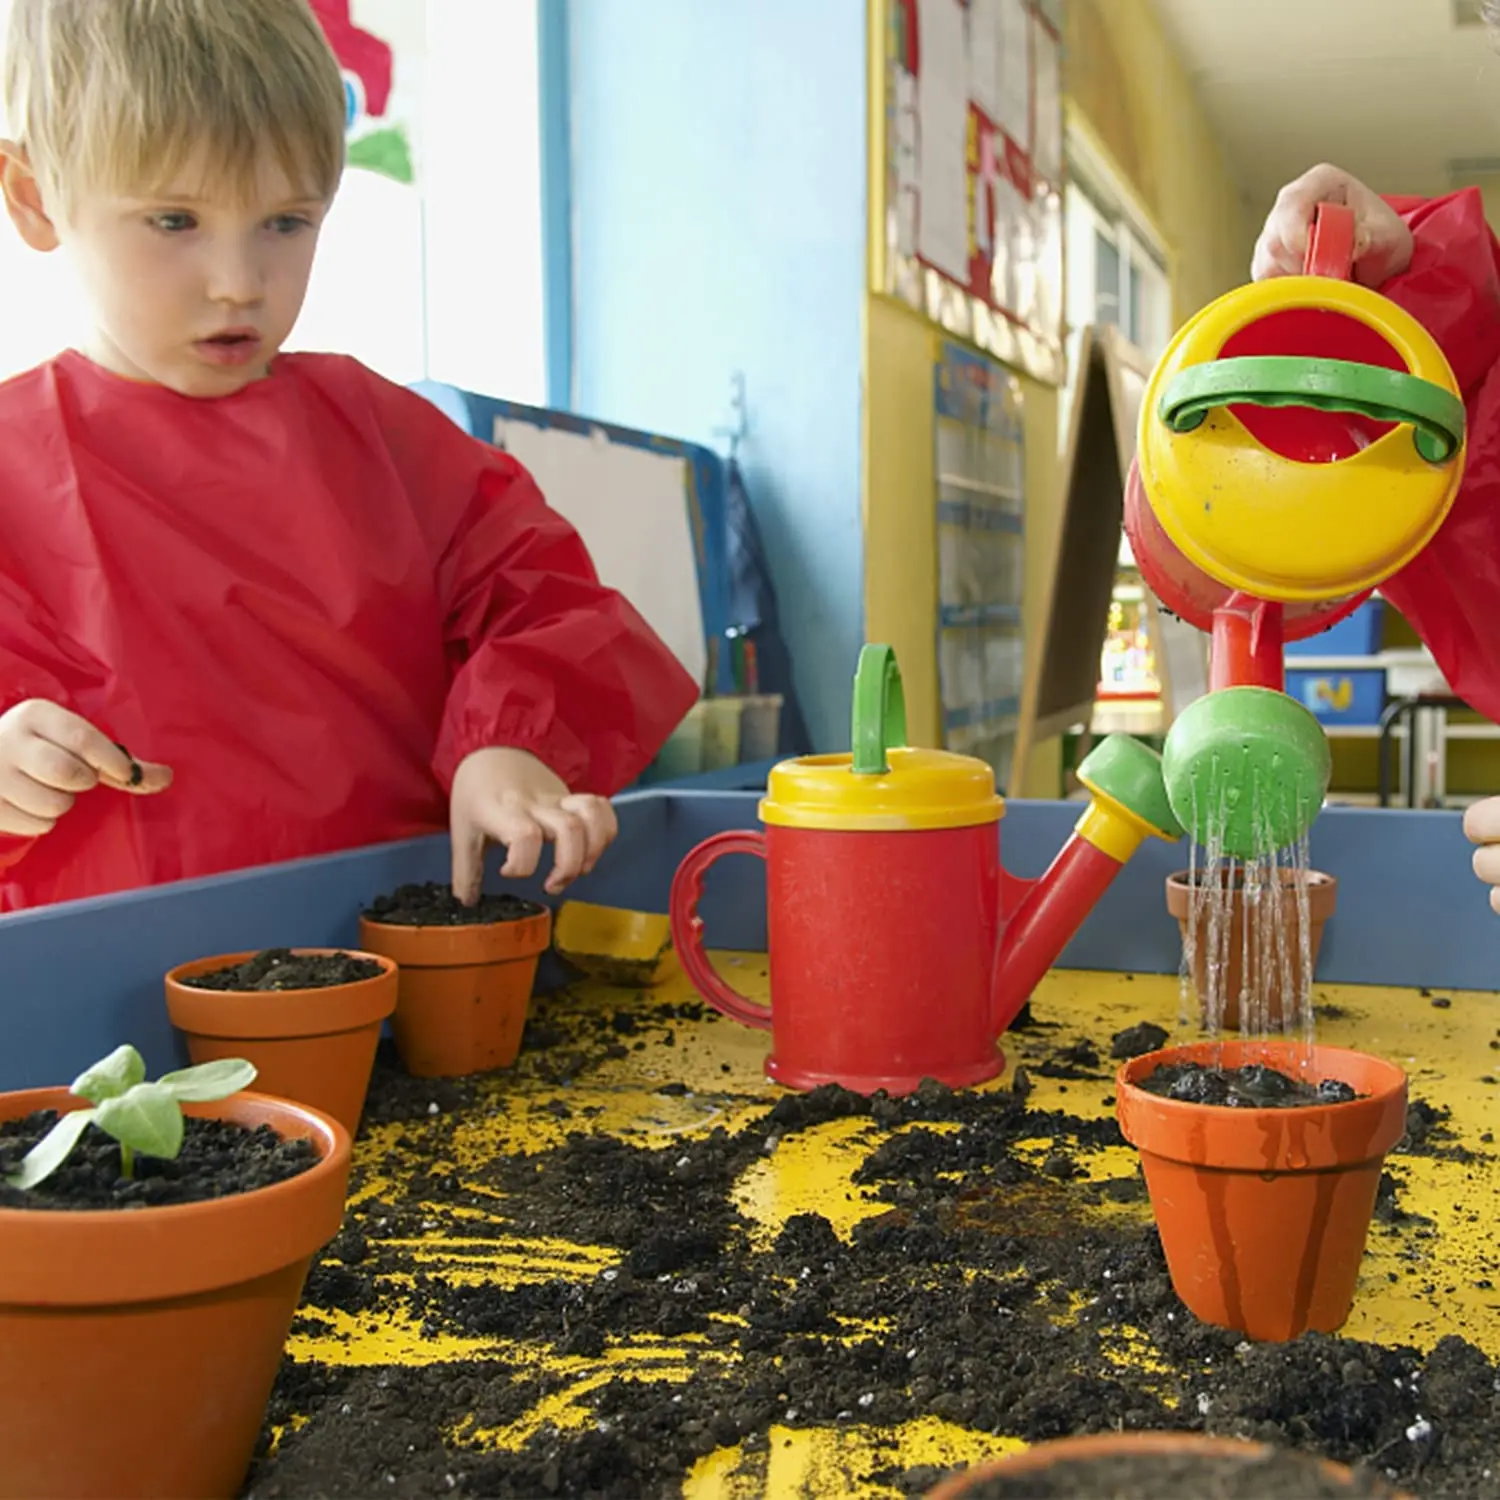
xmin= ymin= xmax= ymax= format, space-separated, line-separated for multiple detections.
xmin=667 ymin=646 xmax=1182 ymax=1095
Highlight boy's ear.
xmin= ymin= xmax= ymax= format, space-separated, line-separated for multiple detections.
xmin=0 ymin=142 xmax=59 ymax=251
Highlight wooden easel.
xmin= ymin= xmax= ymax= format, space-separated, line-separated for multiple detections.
xmin=1012 ymin=324 xmax=1207 ymax=792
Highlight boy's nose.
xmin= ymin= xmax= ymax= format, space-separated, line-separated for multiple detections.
xmin=205 ymin=248 xmax=266 ymax=306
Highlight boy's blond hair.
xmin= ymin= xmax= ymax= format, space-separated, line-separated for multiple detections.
xmin=3 ymin=0 xmax=346 ymax=211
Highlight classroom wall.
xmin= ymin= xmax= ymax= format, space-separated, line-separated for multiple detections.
xmin=567 ymin=0 xmax=868 ymax=753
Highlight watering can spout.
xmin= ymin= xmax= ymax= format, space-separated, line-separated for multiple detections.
xmin=991 ymin=736 xmax=1183 ymax=1035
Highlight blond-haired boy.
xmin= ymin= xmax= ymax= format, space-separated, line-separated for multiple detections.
xmin=0 ymin=0 xmax=698 ymax=911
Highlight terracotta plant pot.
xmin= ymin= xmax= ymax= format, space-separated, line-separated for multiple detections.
xmin=165 ymin=949 xmax=397 ymax=1134
xmin=1116 ymin=1039 xmax=1408 ymax=1343
xmin=926 ymin=1431 xmax=1408 ymax=1497
xmin=1166 ymin=868 xmax=1338 ymax=1031
xmin=358 ymin=904 xmax=551 ymax=1077
xmin=0 ymin=1087 xmax=351 ymax=1500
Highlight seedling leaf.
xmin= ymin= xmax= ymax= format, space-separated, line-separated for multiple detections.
xmin=94 ymin=1082 xmax=184 ymax=1160
xmin=5 ymin=1108 xmax=95 ymax=1190
xmin=157 ymin=1058 xmax=257 ymax=1103
xmin=71 ymin=1044 xmax=146 ymax=1105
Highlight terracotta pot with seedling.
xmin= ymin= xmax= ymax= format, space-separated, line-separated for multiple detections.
xmin=0 ymin=1044 xmax=351 ymax=1500
xmin=165 ymin=947 xmax=397 ymax=1133
xmin=358 ymin=881 xmax=551 ymax=1078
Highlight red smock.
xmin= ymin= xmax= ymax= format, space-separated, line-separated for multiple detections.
xmin=1377 ymin=189 xmax=1500 ymax=722
xmin=0 ymin=350 xmax=699 ymax=910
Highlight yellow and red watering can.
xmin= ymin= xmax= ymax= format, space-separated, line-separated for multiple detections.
xmin=1127 ymin=203 xmax=1467 ymax=857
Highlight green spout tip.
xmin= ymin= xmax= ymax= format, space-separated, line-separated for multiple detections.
xmin=1076 ymin=734 xmax=1184 ymax=842
xmin=1161 ymin=687 xmax=1331 ymax=859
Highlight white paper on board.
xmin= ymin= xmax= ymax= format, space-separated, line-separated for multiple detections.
xmin=1032 ymin=14 xmax=1062 ymax=182
xmin=916 ymin=0 xmax=971 ymax=282
xmin=995 ymin=0 xmax=1031 ymax=148
xmin=493 ymin=419 xmax=709 ymax=690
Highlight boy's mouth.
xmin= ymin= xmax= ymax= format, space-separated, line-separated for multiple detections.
xmin=195 ymin=329 xmax=264 ymax=368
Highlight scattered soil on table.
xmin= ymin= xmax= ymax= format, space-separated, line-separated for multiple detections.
xmin=362 ymin=881 xmax=544 ymax=927
xmin=0 ymin=1112 xmax=316 ymax=1211
xmin=950 ymin=1446 xmax=1401 ymax=1497
xmin=1110 ymin=1022 xmax=1169 ymax=1060
xmin=244 ymin=1012 xmax=1500 ymax=1500
xmin=1138 ymin=1061 xmax=1357 ymax=1108
xmin=183 ymin=948 xmax=382 ymax=991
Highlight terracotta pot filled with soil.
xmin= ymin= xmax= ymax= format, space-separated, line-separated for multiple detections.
xmin=0 ymin=1080 xmax=350 ymax=1500
xmin=1116 ymin=1039 xmax=1407 ymax=1343
xmin=926 ymin=1431 xmax=1408 ymax=1497
xmin=165 ymin=948 xmax=397 ymax=1134
xmin=358 ymin=882 xmax=551 ymax=1078
xmin=1167 ymin=869 xmax=1338 ymax=1031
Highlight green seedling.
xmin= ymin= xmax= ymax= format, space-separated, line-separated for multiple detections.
xmin=5 ymin=1044 xmax=257 ymax=1191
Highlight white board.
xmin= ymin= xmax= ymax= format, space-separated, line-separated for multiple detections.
xmin=493 ymin=418 xmax=708 ymax=691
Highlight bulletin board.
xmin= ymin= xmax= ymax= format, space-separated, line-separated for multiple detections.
xmin=934 ymin=341 xmax=1027 ymax=792
xmin=877 ymin=0 xmax=1066 ymax=386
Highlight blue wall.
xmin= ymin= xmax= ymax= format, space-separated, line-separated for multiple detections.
xmin=567 ymin=0 xmax=867 ymax=752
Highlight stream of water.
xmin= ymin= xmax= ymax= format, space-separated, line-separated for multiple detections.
xmin=1179 ymin=772 xmax=1318 ymax=1063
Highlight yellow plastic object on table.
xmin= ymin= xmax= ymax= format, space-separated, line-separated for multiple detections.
xmin=1138 ymin=274 xmax=1465 ymax=603
xmin=552 ymin=900 xmax=676 ymax=987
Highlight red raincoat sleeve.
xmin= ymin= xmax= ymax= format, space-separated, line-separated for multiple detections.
xmin=368 ymin=377 xmax=700 ymax=795
xmin=1372 ymin=189 xmax=1500 ymax=723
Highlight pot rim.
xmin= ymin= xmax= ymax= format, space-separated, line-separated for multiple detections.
xmin=925 ymin=1430 xmax=1407 ymax=1497
xmin=359 ymin=905 xmax=552 ymax=967
xmin=0 ymin=1087 xmax=352 ymax=1304
xmin=165 ymin=947 xmax=396 ymax=992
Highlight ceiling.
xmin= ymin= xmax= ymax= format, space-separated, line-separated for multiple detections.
xmin=1150 ymin=0 xmax=1500 ymax=214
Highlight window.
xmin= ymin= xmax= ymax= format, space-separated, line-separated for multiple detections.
xmin=0 ymin=0 xmax=549 ymax=402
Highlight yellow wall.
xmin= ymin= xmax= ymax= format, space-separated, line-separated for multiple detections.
xmin=863 ymin=0 xmax=1254 ymax=796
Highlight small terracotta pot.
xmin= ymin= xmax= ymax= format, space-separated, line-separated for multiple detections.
xmin=926 ymin=1431 xmax=1409 ymax=1497
xmin=358 ymin=904 xmax=551 ymax=1077
xmin=0 ymin=1087 xmax=351 ymax=1500
xmin=1116 ymin=1039 xmax=1408 ymax=1343
xmin=1166 ymin=868 xmax=1338 ymax=1031
xmin=165 ymin=949 xmax=397 ymax=1134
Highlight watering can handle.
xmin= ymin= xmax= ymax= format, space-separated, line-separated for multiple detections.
xmin=851 ymin=644 xmax=909 ymax=775
xmin=1159 ymin=356 xmax=1465 ymax=465
xmin=1304 ymin=202 xmax=1355 ymax=280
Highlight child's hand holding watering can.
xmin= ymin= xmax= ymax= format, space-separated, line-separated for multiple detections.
xmin=1251 ymin=163 xmax=1414 ymax=287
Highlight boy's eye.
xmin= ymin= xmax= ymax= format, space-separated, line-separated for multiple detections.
xmin=269 ymin=214 xmax=314 ymax=235
xmin=149 ymin=211 xmax=197 ymax=233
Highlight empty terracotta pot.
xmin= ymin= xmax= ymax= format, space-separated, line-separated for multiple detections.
xmin=926 ymin=1431 xmax=1408 ymax=1497
xmin=1167 ymin=868 xmax=1338 ymax=1031
xmin=1116 ymin=1039 xmax=1408 ymax=1343
xmin=0 ymin=1087 xmax=351 ymax=1500
xmin=358 ymin=904 xmax=551 ymax=1077
xmin=165 ymin=949 xmax=397 ymax=1134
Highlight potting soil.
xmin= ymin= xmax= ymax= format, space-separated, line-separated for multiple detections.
xmin=948 ymin=1445 xmax=1402 ymax=1497
xmin=0 ymin=1112 xmax=316 ymax=1210
xmin=1137 ymin=1061 xmax=1358 ymax=1108
xmin=244 ymin=968 xmax=1500 ymax=1499
xmin=363 ymin=881 xmax=545 ymax=927
xmin=185 ymin=948 xmax=383 ymax=991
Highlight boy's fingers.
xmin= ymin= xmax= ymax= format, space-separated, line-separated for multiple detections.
xmin=1463 ymin=798 xmax=1500 ymax=845
xmin=561 ymin=794 xmax=617 ymax=876
xmin=471 ymin=802 xmax=546 ymax=884
xmin=533 ymin=806 xmax=588 ymax=892
xmin=0 ymin=768 xmax=74 ymax=822
xmin=449 ymin=819 xmax=488 ymax=907
xmin=104 ymin=758 xmax=173 ymax=796
xmin=0 ymin=799 xmax=58 ymax=839
xmin=1474 ymin=844 xmax=1500 ymax=887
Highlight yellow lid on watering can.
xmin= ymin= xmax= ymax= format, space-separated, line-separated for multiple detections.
xmin=758 ymin=646 xmax=1005 ymax=832
xmin=1138 ymin=215 xmax=1466 ymax=603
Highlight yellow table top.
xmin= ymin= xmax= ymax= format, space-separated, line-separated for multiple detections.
xmin=250 ymin=961 xmax=1500 ymax=1498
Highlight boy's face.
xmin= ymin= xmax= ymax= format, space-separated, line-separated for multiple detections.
xmin=2 ymin=148 xmax=329 ymax=398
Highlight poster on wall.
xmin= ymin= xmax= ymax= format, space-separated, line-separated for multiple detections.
xmin=311 ymin=0 xmax=422 ymax=185
xmin=882 ymin=0 xmax=1065 ymax=387
xmin=934 ymin=341 xmax=1027 ymax=791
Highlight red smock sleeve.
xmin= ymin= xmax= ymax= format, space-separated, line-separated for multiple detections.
xmin=366 ymin=375 xmax=701 ymax=795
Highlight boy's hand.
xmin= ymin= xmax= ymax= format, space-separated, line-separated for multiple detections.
xmin=449 ymin=746 xmax=617 ymax=904
xmin=1464 ymin=797 xmax=1500 ymax=914
xmin=1251 ymin=163 xmax=1413 ymax=287
xmin=0 ymin=699 xmax=172 ymax=838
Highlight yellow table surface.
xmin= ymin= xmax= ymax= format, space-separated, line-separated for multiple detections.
xmin=264 ymin=960 xmax=1499 ymax=1496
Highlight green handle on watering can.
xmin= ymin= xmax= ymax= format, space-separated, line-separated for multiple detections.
xmin=1160 ymin=355 xmax=1465 ymax=464
xmin=851 ymin=644 xmax=909 ymax=775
